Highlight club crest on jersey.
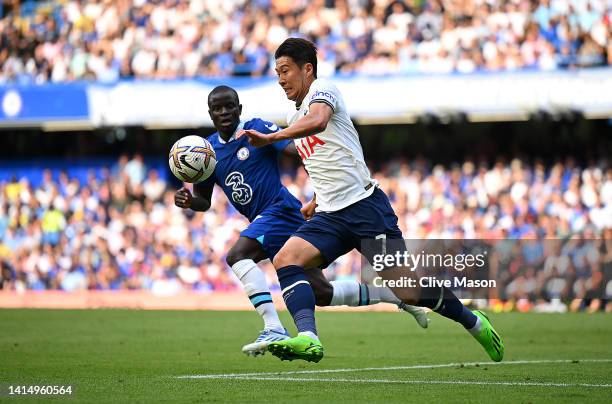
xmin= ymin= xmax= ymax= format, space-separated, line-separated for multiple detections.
xmin=237 ymin=147 xmax=250 ymax=160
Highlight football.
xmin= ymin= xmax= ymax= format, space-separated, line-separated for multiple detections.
xmin=168 ymin=135 xmax=216 ymax=183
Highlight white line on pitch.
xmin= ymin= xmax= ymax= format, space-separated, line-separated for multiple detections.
xmin=176 ymin=358 xmax=612 ymax=379
xmin=227 ymin=376 xmax=612 ymax=388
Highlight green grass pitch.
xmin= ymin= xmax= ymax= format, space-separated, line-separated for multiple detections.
xmin=1 ymin=309 xmax=611 ymax=403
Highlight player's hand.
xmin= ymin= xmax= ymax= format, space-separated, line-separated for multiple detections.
xmin=301 ymin=198 xmax=317 ymax=220
xmin=174 ymin=187 xmax=193 ymax=209
xmin=238 ymin=129 xmax=271 ymax=147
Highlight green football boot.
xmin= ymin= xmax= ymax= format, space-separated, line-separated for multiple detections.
xmin=268 ymin=335 xmax=324 ymax=363
xmin=472 ymin=310 xmax=504 ymax=362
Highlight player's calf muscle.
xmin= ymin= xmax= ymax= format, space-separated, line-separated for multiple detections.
xmin=305 ymin=269 xmax=333 ymax=306
xmin=380 ymin=268 xmax=421 ymax=304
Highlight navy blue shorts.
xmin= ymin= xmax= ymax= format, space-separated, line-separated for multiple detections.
xmin=293 ymin=187 xmax=403 ymax=266
xmin=241 ymin=206 xmax=305 ymax=260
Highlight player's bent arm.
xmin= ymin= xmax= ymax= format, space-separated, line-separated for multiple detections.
xmin=271 ymin=102 xmax=333 ymax=142
xmin=191 ymin=181 xmax=214 ymax=212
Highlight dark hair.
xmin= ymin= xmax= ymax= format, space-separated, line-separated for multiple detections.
xmin=275 ymin=38 xmax=318 ymax=78
xmin=208 ymin=85 xmax=239 ymax=106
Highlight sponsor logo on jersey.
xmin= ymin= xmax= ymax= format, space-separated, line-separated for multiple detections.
xmin=295 ymin=135 xmax=326 ymax=160
xmin=224 ymin=171 xmax=253 ymax=205
xmin=311 ymin=90 xmax=336 ymax=104
xmin=237 ymin=147 xmax=250 ymax=160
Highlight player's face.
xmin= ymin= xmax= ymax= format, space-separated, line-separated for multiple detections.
xmin=208 ymin=92 xmax=242 ymax=135
xmin=275 ymin=56 xmax=312 ymax=104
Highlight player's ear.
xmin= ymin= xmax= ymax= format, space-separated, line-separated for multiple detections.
xmin=238 ymin=104 xmax=242 ymax=115
xmin=304 ymin=63 xmax=314 ymax=78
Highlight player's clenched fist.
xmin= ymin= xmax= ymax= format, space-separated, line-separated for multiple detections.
xmin=174 ymin=187 xmax=193 ymax=208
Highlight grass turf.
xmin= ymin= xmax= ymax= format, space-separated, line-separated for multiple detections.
xmin=1 ymin=309 xmax=611 ymax=403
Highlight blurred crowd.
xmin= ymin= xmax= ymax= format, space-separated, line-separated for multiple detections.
xmin=1 ymin=0 xmax=611 ymax=83
xmin=0 ymin=154 xmax=610 ymax=312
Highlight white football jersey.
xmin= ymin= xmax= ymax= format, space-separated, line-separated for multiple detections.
xmin=288 ymin=79 xmax=376 ymax=212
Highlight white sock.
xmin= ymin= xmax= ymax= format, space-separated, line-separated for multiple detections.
xmin=232 ymin=259 xmax=284 ymax=332
xmin=367 ymin=285 xmax=401 ymax=305
xmin=330 ymin=281 xmax=402 ymax=306
xmin=298 ymin=331 xmax=319 ymax=341
xmin=468 ymin=316 xmax=483 ymax=336
xmin=330 ymin=280 xmax=361 ymax=306
xmin=331 ymin=281 xmax=426 ymax=325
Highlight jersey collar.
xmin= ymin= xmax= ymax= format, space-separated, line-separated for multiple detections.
xmin=217 ymin=121 xmax=245 ymax=144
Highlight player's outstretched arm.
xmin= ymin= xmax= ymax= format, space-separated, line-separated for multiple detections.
xmin=240 ymin=103 xmax=333 ymax=147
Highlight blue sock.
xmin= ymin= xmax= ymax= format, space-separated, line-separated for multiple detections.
xmin=277 ymin=265 xmax=317 ymax=335
xmin=418 ymin=286 xmax=477 ymax=329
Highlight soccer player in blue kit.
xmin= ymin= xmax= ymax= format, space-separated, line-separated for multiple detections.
xmin=174 ymin=85 xmax=428 ymax=356
xmin=241 ymin=38 xmax=505 ymax=363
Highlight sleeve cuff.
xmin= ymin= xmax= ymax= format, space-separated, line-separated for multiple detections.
xmin=308 ymin=99 xmax=335 ymax=112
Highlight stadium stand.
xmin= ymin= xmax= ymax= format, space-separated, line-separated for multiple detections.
xmin=0 ymin=0 xmax=610 ymax=83
xmin=0 ymin=1 xmax=610 ymax=312
xmin=1 ymin=154 xmax=610 ymax=313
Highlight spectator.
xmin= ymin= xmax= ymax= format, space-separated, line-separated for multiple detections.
xmin=125 ymin=154 xmax=146 ymax=189
xmin=1 ymin=0 xmax=610 ymax=83
xmin=0 ymin=152 xmax=609 ymax=317
xmin=143 ymin=169 xmax=166 ymax=202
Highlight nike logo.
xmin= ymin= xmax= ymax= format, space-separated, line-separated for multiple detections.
xmin=265 ymin=123 xmax=279 ymax=132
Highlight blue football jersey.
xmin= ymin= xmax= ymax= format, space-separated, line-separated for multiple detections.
xmin=200 ymin=118 xmax=301 ymax=222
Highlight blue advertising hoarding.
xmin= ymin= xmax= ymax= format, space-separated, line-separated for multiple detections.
xmin=0 ymin=84 xmax=89 ymax=124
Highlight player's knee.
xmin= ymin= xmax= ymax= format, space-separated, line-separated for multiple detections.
xmin=272 ymin=249 xmax=298 ymax=269
xmin=272 ymin=250 xmax=309 ymax=270
xmin=271 ymin=253 xmax=288 ymax=270
xmin=226 ymin=248 xmax=248 ymax=267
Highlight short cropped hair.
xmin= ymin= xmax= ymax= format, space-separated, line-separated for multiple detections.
xmin=275 ymin=38 xmax=318 ymax=78
xmin=208 ymin=85 xmax=239 ymax=106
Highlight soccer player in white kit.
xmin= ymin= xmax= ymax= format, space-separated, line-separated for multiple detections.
xmin=240 ymin=38 xmax=504 ymax=364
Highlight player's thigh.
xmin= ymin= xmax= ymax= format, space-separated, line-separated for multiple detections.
xmin=259 ymin=212 xmax=305 ymax=263
xmin=226 ymin=236 xmax=267 ymax=266
xmin=351 ymin=188 xmax=404 ymax=263
xmin=304 ymin=268 xmax=334 ymax=306
xmin=238 ymin=210 xmax=304 ymax=264
xmin=284 ymin=212 xmax=353 ymax=268
xmin=356 ymin=188 xmax=403 ymax=239
xmin=272 ymin=236 xmax=327 ymax=269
